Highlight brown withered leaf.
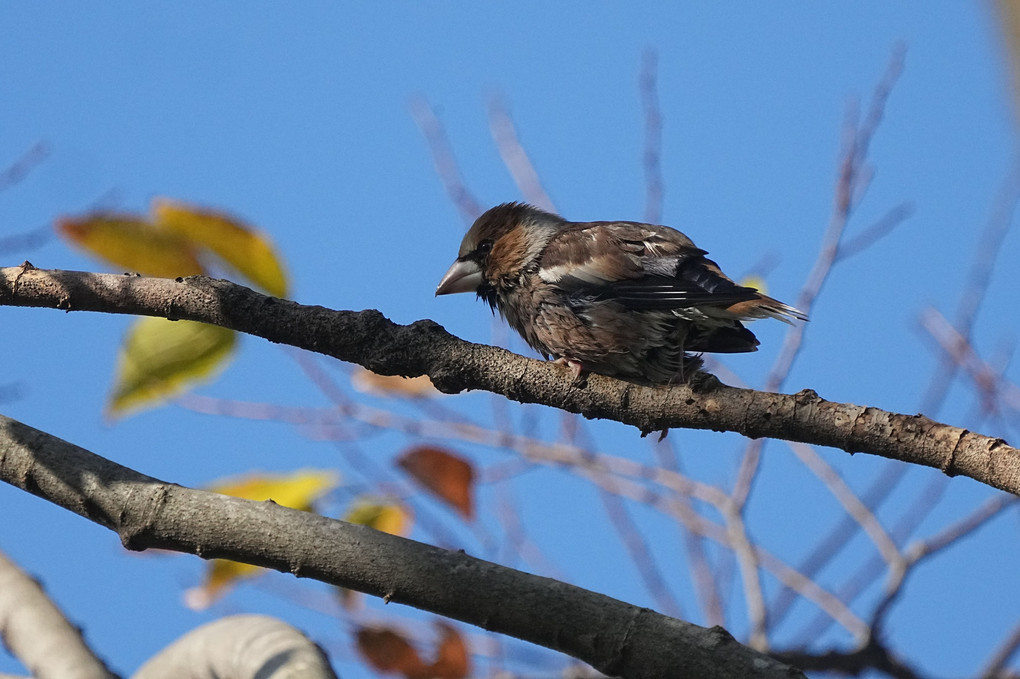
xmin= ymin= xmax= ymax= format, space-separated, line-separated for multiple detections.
xmin=428 ymin=623 xmax=470 ymax=679
xmin=396 ymin=446 xmax=475 ymax=519
xmin=356 ymin=627 xmax=427 ymax=676
xmin=355 ymin=623 xmax=470 ymax=679
xmin=350 ymin=368 xmax=438 ymax=398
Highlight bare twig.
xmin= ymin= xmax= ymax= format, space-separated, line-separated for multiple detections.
xmin=773 ymin=637 xmax=925 ymax=679
xmin=982 ymin=621 xmax=1020 ymax=679
xmin=725 ymin=506 xmax=769 ymax=650
xmin=640 ymin=48 xmax=664 ymax=225
xmin=0 ymin=142 xmax=48 ymax=193
xmin=409 ymin=96 xmax=485 ymax=224
xmin=791 ymin=473 xmax=948 ymax=644
xmin=768 ymin=462 xmax=910 ymax=630
xmin=834 ymin=202 xmax=914 ymax=262
xmin=733 ymin=48 xmax=908 ymax=638
xmin=870 ymin=494 xmax=1018 ymax=632
xmin=921 ymin=159 xmax=1020 ymax=416
xmin=787 ymin=441 xmax=902 ymax=566
xmin=920 ymin=307 xmax=1020 ymax=415
xmin=487 ymin=94 xmax=556 ymax=212
xmin=0 ymin=223 xmax=53 ymax=255
xmin=570 ymin=422 xmax=685 ymax=618
xmin=731 ymin=46 xmax=907 ymax=510
xmin=654 ymin=438 xmax=726 ymax=628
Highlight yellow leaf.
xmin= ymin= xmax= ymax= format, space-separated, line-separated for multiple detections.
xmin=153 ymin=198 xmax=289 ymax=298
xmin=184 ymin=559 xmax=262 ymax=610
xmin=208 ymin=469 xmax=340 ymax=510
xmin=344 ymin=497 xmax=412 ymax=536
xmin=56 ymin=213 xmax=204 ymax=278
xmin=108 ymin=318 xmax=236 ymax=417
xmin=739 ymin=275 xmax=768 ymax=295
xmin=397 ymin=446 xmax=475 ymax=520
xmin=185 ymin=470 xmax=340 ymax=608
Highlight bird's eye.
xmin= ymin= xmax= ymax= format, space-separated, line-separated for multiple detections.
xmin=477 ymin=240 xmax=494 ymax=256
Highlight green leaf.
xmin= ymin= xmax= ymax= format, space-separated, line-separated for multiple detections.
xmin=108 ymin=318 xmax=236 ymax=417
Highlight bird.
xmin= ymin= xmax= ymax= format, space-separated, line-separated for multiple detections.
xmin=436 ymin=202 xmax=806 ymax=385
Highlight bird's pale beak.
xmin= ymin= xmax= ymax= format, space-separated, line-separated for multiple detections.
xmin=436 ymin=259 xmax=483 ymax=295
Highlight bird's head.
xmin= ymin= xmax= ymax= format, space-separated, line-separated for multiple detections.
xmin=436 ymin=202 xmax=563 ymax=296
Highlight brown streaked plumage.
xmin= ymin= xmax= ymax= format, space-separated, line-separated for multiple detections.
xmin=436 ymin=203 xmax=806 ymax=384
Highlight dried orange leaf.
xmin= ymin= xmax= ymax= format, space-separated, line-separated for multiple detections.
xmin=350 ymin=368 xmax=438 ymax=399
xmin=428 ymin=623 xmax=470 ymax=679
xmin=356 ymin=627 xmax=426 ymax=676
xmin=108 ymin=318 xmax=236 ymax=417
xmin=397 ymin=446 xmax=474 ymax=520
xmin=153 ymin=198 xmax=289 ymax=298
xmin=344 ymin=497 xmax=412 ymax=536
xmin=208 ymin=469 xmax=340 ymax=511
xmin=56 ymin=213 xmax=204 ymax=277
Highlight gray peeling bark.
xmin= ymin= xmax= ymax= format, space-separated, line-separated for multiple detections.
xmin=0 ymin=415 xmax=803 ymax=679
xmin=2 ymin=265 xmax=1018 ymax=497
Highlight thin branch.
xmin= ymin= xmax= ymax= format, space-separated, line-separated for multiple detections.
xmin=730 ymin=46 xmax=907 ymax=512
xmin=870 ymin=494 xmax=1018 ymax=632
xmin=0 ymin=142 xmax=49 ymax=193
xmin=570 ymin=422 xmax=685 ymax=618
xmin=921 ymin=158 xmax=1020 ymax=416
xmin=834 ymin=202 xmax=914 ymax=262
xmin=597 ymin=484 xmax=685 ymax=618
xmin=790 ymin=473 xmax=948 ymax=644
xmin=773 ymin=637 xmax=925 ymax=679
xmin=982 ymin=621 xmax=1020 ymax=679
xmin=487 ymin=94 xmax=556 ymax=212
xmin=639 ymin=48 xmax=664 ymax=225
xmin=409 ymin=95 xmax=485 ymax=224
xmin=0 ymin=223 xmax=53 ymax=256
xmin=580 ymin=467 xmax=869 ymax=639
xmin=768 ymin=462 xmax=909 ymax=630
xmin=654 ymin=439 xmax=726 ymax=628
xmin=733 ymin=49 xmax=908 ymax=633
xmin=786 ymin=440 xmax=902 ymax=566
xmin=920 ymin=307 xmax=1020 ymax=415
xmin=724 ymin=506 xmax=769 ymax=650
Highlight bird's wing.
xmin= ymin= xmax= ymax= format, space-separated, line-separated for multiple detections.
xmin=539 ymin=221 xmax=761 ymax=310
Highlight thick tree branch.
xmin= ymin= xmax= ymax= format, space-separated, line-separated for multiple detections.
xmin=2 ymin=265 xmax=1018 ymax=497
xmin=0 ymin=414 xmax=803 ymax=679
xmin=0 ymin=548 xmax=115 ymax=679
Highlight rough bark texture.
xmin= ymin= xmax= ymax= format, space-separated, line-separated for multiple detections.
xmin=0 ymin=414 xmax=804 ymax=679
xmin=1 ymin=265 xmax=1017 ymax=497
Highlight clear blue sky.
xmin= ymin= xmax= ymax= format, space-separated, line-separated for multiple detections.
xmin=1 ymin=4 xmax=1017 ymax=678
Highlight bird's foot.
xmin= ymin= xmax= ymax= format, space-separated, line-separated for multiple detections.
xmin=553 ymin=357 xmax=588 ymax=387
